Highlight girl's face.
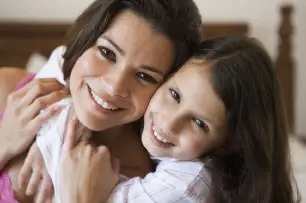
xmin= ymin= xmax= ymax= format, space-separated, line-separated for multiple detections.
xmin=142 ymin=60 xmax=228 ymax=160
xmin=69 ymin=10 xmax=175 ymax=131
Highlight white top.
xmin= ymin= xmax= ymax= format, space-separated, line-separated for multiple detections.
xmin=35 ymin=47 xmax=215 ymax=203
xmin=107 ymin=157 xmax=214 ymax=203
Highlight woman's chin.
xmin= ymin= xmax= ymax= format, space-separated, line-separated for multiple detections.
xmin=78 ymin=117 xmax=107 ymax=132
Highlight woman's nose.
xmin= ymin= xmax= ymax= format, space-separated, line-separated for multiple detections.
xmin=100 ymin=69 xmax=130 ymax=98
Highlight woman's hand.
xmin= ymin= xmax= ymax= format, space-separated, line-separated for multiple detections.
xmin=18 ymin=142 xmax=53 ymax=203
xmin=59 ymin=117 xmax=120 ymax=203
xmin=0 ymin=78 xmax=68 ymax=168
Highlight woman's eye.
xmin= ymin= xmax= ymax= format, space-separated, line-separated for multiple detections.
xmin=194 ymin=119 xmax=209 ymax=132
xmin=169 ymin=88 xmax=180 ymax=103
xmin=136 ymin=72 xmax=158 ymax=84
xmin=98 ymin=46 xmax=116 ymax=62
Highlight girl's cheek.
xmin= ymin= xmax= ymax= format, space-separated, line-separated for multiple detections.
xmin=150 ymin=93 xmax=166 ymax=111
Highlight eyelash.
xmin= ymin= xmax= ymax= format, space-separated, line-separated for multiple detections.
xmin=98 ymin=46 xmax=158 ymax=85
xmin=136 ymin=72 xmax=158 ymax=84
xmin=169 ymin=88 xmax=180 ymax=103
xmin=169 ymin=88 xmax=209 ymax=132
xmin=97 ymin=46 xmax=116 ymax=62
xmin=193 ymin=118 xmax=209 ymax=132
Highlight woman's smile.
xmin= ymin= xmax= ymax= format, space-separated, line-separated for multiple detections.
xmin=87 ymin=84 xmax=124 ymax=115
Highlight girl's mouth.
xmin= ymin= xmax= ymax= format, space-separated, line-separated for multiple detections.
xmin=150 ymin=122 xmax=174 ymax=148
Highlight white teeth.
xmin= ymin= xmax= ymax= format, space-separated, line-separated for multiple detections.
xmin=152 ymin=125 xmax=169 ymax=144
xmin=90 ymin=90 xmax=119 ymax=110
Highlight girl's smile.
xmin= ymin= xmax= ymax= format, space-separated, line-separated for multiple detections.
xmin=150 ymin=121 xmax=175 ymax=148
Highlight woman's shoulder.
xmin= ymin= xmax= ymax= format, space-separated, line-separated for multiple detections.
xmin=37 ymin=97 xmax=72 ymax=137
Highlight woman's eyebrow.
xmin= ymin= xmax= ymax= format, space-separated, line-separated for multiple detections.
xmin=140 ymin=65 xmax=165 ymax=76
xmin=100 ymin=36 xmax=125 ymax=56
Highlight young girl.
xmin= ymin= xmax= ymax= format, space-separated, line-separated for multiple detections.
xmin=102 ymin=36 xmax=300 ymax=202
xmin=33 ymin=36 xmax=299 ymax=202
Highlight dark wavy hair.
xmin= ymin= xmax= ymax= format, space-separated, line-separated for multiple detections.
xmin=62 ymin=0 xmax=202 ymax=80
xmin=194 ymin=36 xmax=300 ymax=203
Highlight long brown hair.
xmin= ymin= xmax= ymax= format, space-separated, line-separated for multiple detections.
xmin=62 ymin=0 xmax=202 ymax=80
xmin=194 ymin=36 xmax=300 ymax=203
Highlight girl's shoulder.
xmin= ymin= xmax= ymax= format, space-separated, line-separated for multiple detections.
xmin=152 ymin=158 xmax=214 ymax=202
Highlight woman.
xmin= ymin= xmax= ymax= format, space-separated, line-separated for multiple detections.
xmin=0 ymin=0 xmax=202 ymax=202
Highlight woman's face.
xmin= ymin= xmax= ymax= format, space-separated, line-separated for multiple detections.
xmin=69 ymin=10 xmax=175 ymax=131
xmin=142 ymin=60 xmax=228 ymax=160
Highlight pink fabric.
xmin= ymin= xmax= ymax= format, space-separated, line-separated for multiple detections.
xmin=0 ymin=73 xmax=35 ymax=203
xmin=0 ymin=171 xmax=18 ymax=203
xmin=0 ymin=73 xmax=35 ymax=122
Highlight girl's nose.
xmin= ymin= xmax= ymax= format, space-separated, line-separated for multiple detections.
xmin=160 ymin=110 xmax=182 ymax=135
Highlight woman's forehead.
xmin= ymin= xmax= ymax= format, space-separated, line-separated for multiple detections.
xmin=98 ymin=10 xmax=175 ymax=75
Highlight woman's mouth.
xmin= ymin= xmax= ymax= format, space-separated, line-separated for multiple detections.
xmin=87 ymin=85 xmax=123 ymax=114
xmin=90 ymin=90 xmax=119 ymax=110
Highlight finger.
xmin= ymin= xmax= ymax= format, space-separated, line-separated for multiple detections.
xmin=22 ymin=89 xmax=67 ymax=122
xmin=18 ymin=158 xmax=33 ymax=189
xmin=35 ymin=173 xmax=53 ymax=203
xmin=26 ymin=171 xmax=42 ymax=196
xmin=14 ymin=78 xmax=62 ymax=99
xmin=27 ymin=105 xmax=63 ymax=137
xmin=20 ymin=80 xmax=66 ymax=106
xmin=63 ymin=116 xmax=79 ymax=152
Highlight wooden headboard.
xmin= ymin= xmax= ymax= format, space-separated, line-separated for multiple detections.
xmin=0 ymin=22 xmax=248 ymax=68
xmin=0 ymin=23 xmax=70 ymax=67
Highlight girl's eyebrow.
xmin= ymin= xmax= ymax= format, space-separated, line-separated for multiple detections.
xmin=99 ymin=36 xmax=125 ymax=56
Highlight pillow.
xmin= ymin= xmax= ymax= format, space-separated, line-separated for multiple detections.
xmin=26 ymin=52 xmax=48 ymax=73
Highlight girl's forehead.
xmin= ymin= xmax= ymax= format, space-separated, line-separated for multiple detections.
xmin=175 ymin=59 xmax=212 ymax=77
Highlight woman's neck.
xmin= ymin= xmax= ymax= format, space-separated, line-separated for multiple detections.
xmin=91 ymin=125 xmax=125 ymax=149
xmin=91 ymin=121 xmax=152 ymax=178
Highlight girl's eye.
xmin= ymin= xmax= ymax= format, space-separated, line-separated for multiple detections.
xmin=136 ymin=72 xmax=158 ymax=84
xmin=169 ymin=88 xmax=180 ymax=103
xmin=98 ymin=46 xmax=116 ymax=62
xmin=194 ymin=119 xmax=209 ymax=132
